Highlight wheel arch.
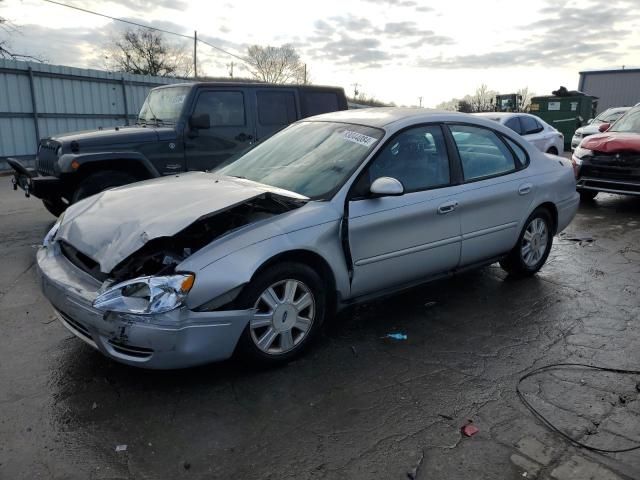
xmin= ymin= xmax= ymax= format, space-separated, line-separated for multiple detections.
xmin=533 ymin=201 xmax=558 ymax=234
xmin=251 ymin=249 xmax=338 ymax=313
xmin=73 ymin=158 xmax=157 ymax=182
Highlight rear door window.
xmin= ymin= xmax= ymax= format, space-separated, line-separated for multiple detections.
xmin=504 ymin=117 xmax=522 ymax=134
xmin=450 ymin=125 xmax=517 ymax=181
xmin=257 ymin=91 xmax=297 ymax=126
xmin=520 ymin=116 xmax=542 ymax=135
xmin=300 ymin=92 xmax=340 ymax=117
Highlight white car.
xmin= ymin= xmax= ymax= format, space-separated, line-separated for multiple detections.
xmin=475 ymin=112 xmax=564 ymax=155
xmin=571 ymin=107 xmax=630 ymax=150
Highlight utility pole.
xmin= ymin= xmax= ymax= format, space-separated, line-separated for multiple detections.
xmin=351 ymin=83 xmax=360 ymax=99
xmin=193 ymin=30 xmax=198 ymax=79
xmin=418 ymin=96 xmax=423 ymax=107
xmin=228 ymin=61 xmax=234 ymax=78
xmin=303 ymin=64 xmax=307 ymax=85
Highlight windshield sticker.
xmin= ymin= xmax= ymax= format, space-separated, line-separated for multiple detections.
xmin=342 ymin=130 xmax=377 ymax=147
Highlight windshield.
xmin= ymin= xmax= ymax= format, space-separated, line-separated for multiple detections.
xmin=595 ymin=109 xmax=628 ymax=124
xmin=138 ymin=86 xmax=191 ymax=125
xmin=609 ymin=107 xmax=640 ymax=133
xmin=218 ymin=121 xmax=384 ymax=199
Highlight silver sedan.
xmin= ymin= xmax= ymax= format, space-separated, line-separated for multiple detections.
xmin=37 ymin=108 xmax=579 ymax=368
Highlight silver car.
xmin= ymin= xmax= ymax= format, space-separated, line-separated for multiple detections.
xmin=571 ymin=107 xmax=630 ymax=150
xmin=37 ymin=109 xmax=579 ymax=369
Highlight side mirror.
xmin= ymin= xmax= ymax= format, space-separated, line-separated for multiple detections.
xmin=370 ymin=177 xmax=404 ymax=197
xmin=189 ymin=113 xmax=211 ymax=130
xmin=598 ymin=122 xmax=610 ymax=133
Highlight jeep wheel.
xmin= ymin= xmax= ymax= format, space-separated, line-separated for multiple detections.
xmin=42 ymin=199 xmax=67 ymax=217
xmin=578 ymin=189 xmax=598 ymax=201
xmin=72 ymin=171 xmax=136 ymax=203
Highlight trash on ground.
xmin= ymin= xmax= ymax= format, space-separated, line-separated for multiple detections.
xmin=115 ymin=444 xmax=127 ymax=452
xmin=461 ymin=421 xmax=479 ymax=437
xmin=91 ymin=402 xmax=97 ymax=409
xmin=424 ymin=301 xmax=437 ymax=308
xmin=384 ymin=333 xmax=407 ymax=341
xmin=351 ymin=345 xmax=357 ymax=356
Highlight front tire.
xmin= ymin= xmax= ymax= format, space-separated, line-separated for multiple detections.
xmin=235 ymin=262 xmax=326 ymax=365
xmin=500 ymin=208 xmax=553 ymax=277
xmin=42 ymin=199 xmax=67 ymax=217
xmin=72 ymin=171 xmax=136 ymax=203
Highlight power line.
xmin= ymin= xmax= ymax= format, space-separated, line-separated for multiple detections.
xmin=41 ymin=0 xmax=248 ymax=63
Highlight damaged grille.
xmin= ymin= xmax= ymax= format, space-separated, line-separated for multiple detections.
xmin=60 ymin=241 xmax=107 ymax=281
xmin=36 ymin=141 xmax=59 ymax=176
xmin=581 ymin=153 xmax=640 ymax=183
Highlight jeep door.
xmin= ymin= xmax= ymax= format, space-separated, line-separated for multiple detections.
xmin=184 ymin=88 xmax=257 ymax=171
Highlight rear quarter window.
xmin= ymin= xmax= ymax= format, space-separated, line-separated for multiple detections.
xmin=300 ymin=91 xmax=340 ymax=117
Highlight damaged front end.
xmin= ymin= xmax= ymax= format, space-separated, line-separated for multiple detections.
xmin=38 ymin=179 xmax=307 ymax=368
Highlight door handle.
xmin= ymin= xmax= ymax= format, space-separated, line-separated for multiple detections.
xmin=518 ymin=183 xmax=533 ymax=195
xmin=437 ymin=201 xmax=458 ymax=214
xmin=235 ymin=133 xmax=254 ymax=142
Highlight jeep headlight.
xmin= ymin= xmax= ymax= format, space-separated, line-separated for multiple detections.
xmin=573 ymin=146 xmax=593 ymax=165
xmin=43 ymin=213 xmax=64 ymax=248
xmin=93 ymin=273 xmax=195 ymax=315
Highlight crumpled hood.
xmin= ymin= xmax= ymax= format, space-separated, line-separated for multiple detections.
xmin=57 ymin=172 xmax=307 ymax=274
xmin=581 ymin=132 xmax=640 ymax=153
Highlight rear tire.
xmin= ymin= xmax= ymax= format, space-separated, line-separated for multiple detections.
xmin=72 ymin=171 xmax=136 ymax=203
xmin=500 ymin=208 xmax=553 ymax=277
xmin=578 ymin=189 xmax=598 ymax=201
xmin=235 ymin=262 xmax=326 ymax=366
xmin=42 ymin=199 xmax=67 ymax=217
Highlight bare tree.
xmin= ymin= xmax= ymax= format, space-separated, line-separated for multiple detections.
xmin=469 ymin=84 xmax=497 ymax=112
xmin=517 ymin=87 xmax=535 ymax=112
xmin=0 ymin=3 xmax=45 ymax=61
xmin=245 ymin=44 xmax=306 ymax=84
xmin=105 ymin=28 xmax=192 ymax=77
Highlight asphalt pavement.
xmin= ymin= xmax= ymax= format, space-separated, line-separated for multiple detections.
xmin=1 ymin=185 xmax=639 ymax=480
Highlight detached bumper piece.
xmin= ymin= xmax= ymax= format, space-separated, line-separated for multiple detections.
xmin=8 ymin=157 xmax=61 ymax=200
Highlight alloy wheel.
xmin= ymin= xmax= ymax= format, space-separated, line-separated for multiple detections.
xmin=250 ymin=279 xmax=316 ymax=355
xmin=521 ymin=217 xmax=549 ymax=267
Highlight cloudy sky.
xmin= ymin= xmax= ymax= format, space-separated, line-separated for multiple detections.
xmin=1 ymin=0 xmax=639 ymax=106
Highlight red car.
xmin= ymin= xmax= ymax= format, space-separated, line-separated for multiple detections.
xmin=572 ymin=105 xmax=640 ymax=200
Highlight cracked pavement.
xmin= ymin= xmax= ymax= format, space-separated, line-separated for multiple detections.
xmin=0 ymin=186 xmax=639 ymax=479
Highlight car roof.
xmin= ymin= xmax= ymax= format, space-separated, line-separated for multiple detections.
xmin=602 ymin=107 xmax=631 ymax=113
xmin=153 ymin=82 xmax=344 ymax=92
xmin=305 ymin=107 xmax=481 ymax=128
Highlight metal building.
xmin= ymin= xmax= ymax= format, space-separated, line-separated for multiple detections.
xmin=578 ymin=68 xmax=640 ymax=114
xmin=0 ymin=59 xmax=185 ymax=171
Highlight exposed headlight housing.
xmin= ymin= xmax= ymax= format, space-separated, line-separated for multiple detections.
xmin=43 ymin=214 xmax=64 ymax=248
xmin=93 ymin=273 xmax=195 ymax=315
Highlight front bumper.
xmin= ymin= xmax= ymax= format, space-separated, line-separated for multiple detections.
xmin=37 ymin=244 xmax=252 ymax=369
xmin=576 ymin=176 xmax=640 ymax=196
xmin=8 ymin=157 xmax=61 ymax=200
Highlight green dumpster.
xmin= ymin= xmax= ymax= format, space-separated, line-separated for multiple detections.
xmin=530 ymin=94 xmax=598 ymax=151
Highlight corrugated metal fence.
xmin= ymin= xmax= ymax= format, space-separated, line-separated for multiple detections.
xmin=0 ymin=59 xmax=188 ymax=171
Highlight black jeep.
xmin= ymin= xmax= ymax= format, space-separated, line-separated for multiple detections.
xmin=9 ymin=82 xmax=348 ymax=216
